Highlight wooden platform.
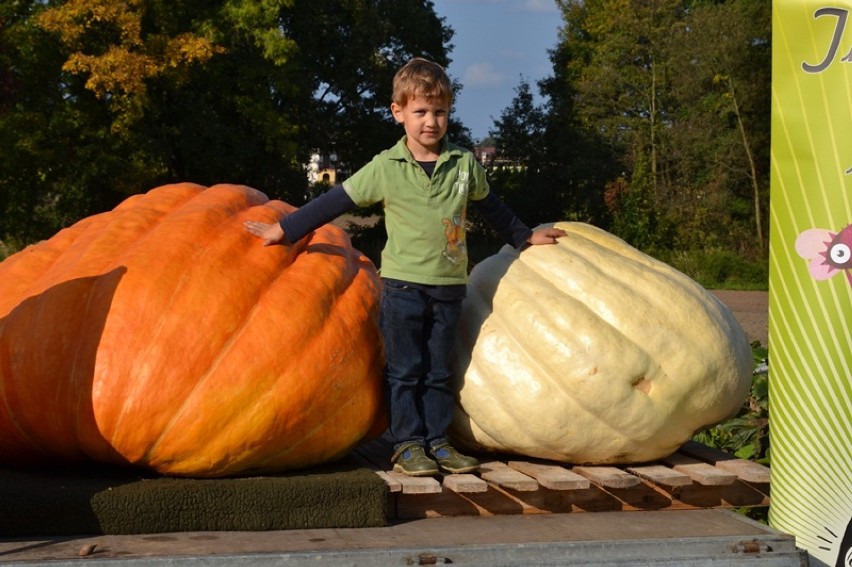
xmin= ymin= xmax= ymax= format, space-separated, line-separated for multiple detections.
xmin=353 ymin=440 xmax=770 ymax=520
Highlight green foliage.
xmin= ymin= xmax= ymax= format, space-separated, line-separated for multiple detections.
xmin=0 ymin=0 xmax=452 ymax=248
xmin=656 ymin=248 xmax=768 ymax=290
xmin=548 ymin=0 xmax=770 ymax=260
xmin=608 ymin=181 xmax=667 ymax=253
xmin=0 ymin=239 xmax=20 ymax=262
xmin=3 ymin=0 xmax=773 ymax=285
xmin=488 ymin=78 xmax=615 ymax=231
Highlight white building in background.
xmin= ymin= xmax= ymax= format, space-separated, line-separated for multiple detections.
xmin=306 ymin=152 xmax=338 ymax=186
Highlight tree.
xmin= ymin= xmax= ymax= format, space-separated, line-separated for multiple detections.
xmin=573 ymin=0 xmax=684 ymax=196
xmin=546 ymin=0 xmax=687 ymax=250
xmin=278 ymin=0 xmax=455 ymax=174
xmin=539 ymin=5 xmax=621 ymax=227
xmin=0 ymin=0 xmax=454 ymax=248
xmin=667 ymin=0 xmax=771 ymax=254
xmin=486 ymin=80 xmax=548 ymax=226
xmin=547 ymin=0 xmax=770 ymax=258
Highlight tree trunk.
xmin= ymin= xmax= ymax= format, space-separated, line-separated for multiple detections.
xmin=727 ymin=77 xmax=764 ymax=252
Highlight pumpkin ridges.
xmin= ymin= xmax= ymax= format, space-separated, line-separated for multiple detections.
xmin=453 ymin=221 xmax=752 ymax=464
xmin=0 ymin=270 xmax=120 ymax=462
xmin=90 ymin=186 xmax=292 ymax=460
xmin=82 ymin=184 xmax=380 ymax=475
xmin=0 ymin=183 xmax=385 ymax=476
xmin=115 ymin=215 xmax=319 ymax=462
xmin=488 ymin=253 xmax=660 ymax=401
xmin=150 ymin=284 xmax=382 ymax=477
xmin=140 ymin=222 xmax=382 ymax=476
xmin=0 ymin=232 xmax=120 ymax=462
xmin=513 ymin=233 xmax=734 ymax=435
xmin=0 ymin=183 xmax=209 ymax=465
xmin=68 ymin=268 xmax=130 ymax=465
xmin=458 ymin=252 xmax=603 ymax=452
xmin=542 ymin=223 xmax=725 ymax=344
xmin=247 ymin=262 xmax=384 ymax=473
xmin=0 ymin=183 xmax=203 ymax=323
xmin=524 ymin=224 xmax=742 ymax=365
xmin=63 ymin=190 xmax=201 ymax=464
xmin=79 ymin=184 xmax=245 ymax=461
xmin=3 ymin=183 xmax=267 ymax=465
xmin=18 ymin=184 xmax=203 ymax=304
xmin=0 ymin=221 xmax=91 ymax=317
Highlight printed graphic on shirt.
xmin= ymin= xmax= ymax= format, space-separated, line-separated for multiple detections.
xmin=442 ymin=214 xmax=466 ymax=265
xmin=455 ymin=170 xmax=469 ymax=196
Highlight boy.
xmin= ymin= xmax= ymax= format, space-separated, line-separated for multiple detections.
xmin=244 ymin=58 xmax=565 ymax=476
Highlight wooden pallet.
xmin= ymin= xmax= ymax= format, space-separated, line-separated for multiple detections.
xmin=352 ymin=440 xmax=770 ymax=520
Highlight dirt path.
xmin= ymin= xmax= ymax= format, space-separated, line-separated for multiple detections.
xmin=711 ymin=290 xmax=768 ymax=347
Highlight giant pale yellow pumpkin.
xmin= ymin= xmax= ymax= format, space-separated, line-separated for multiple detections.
xmin=0 ymin=183 xmax=385 ymax=477
xmin=450 ymin=222 xmax=752 ymax=464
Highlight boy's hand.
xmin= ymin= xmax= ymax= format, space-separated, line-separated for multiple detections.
xmin=527 ymin=227 xmax=567 ymax=245
xmin=244 ymin=220 xmax=287 ymax=246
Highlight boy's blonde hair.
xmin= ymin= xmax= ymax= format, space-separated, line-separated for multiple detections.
xmin=392 ymin=58 xmax=453 ymax=107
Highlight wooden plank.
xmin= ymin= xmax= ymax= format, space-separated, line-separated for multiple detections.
xmin=572 ymin=466 xmax=641 ymax=489
xmin=673 ymin=480 xmax=770 ymax=509
xmin=507 ymin=461 xmax=590 ymax=490
xmin=385 ymin=471 xmax=442 ymax=494
xmin=677 ymin=441 xmax=771 ymax=484
xmin=394 ymin=490 xmax=487 ymax=518
xmin=712 ymin=460 xmax=771 ymax=484
xmin=394 ymin=484 xmax=531 ymax=518
xmin=443 ymin=473 xmax=489 ymax=493
xmin=626 ymin=464 xmax=693 ymax=488
xmin=480 ymin=461 xmax=539 ymax=491
xmin=660 ymin=453 xmax=737 ymax=486
xmin=375 ymin=471 xmax=402 ymax=493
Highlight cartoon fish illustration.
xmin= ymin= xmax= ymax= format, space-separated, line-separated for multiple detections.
xmin=796 ymin=225 xmax=852 ymax=286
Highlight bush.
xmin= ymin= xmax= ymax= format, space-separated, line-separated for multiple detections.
xmin=658 ymin=248 xmax=768 ymax=290
xmin=0 ymin=238 xmax=23 ymax=262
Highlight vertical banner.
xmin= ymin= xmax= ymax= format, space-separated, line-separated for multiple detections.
xmin=770 ymin=2 xmax=852 ymax=566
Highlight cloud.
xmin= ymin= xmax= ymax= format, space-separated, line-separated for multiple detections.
xmin=517 ymin=0 xmax=558 ymax=12
xmin=463 ymin=62 xmax=507 ymax=88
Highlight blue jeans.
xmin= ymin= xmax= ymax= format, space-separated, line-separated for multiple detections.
xmin=380 ymin=281 xmax=463 ymax=452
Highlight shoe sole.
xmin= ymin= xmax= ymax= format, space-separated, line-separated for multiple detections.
xmin=392 ymin=463 xmax=439 ymax=477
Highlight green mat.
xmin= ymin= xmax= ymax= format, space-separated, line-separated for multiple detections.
xmin=0 ymin=457 xmax=387 ymax=536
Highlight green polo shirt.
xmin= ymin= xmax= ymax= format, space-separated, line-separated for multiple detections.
xmin=342 ymin=136 xmax=490 ymax=285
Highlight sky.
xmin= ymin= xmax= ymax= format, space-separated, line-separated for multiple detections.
xmin=431 ymin=0 xmax=563 ymax=142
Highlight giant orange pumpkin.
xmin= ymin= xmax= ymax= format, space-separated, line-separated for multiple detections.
xmin=0 ymin=183 xmax=385 ymax=477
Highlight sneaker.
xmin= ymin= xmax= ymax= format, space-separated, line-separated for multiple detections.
xmin=392 ymin=443 xmax=439 ymax=477
xmin=430 ymin=442 xmax=480 ymax=474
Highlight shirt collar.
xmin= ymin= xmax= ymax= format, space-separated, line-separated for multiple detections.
xmin=387 ymin=136 xmax=463 ymax=164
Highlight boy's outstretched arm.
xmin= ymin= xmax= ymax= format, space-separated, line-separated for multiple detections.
xmin=472 ymin=192 xmax=566 ymax=248
xmin=527 ymin=226 xmax=567 ymax=245
xmin=243 ymin=186 xmax=356 ymax=247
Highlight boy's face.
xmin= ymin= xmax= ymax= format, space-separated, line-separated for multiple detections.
xmin=391 ymin=93 xmax=450 ymax=158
